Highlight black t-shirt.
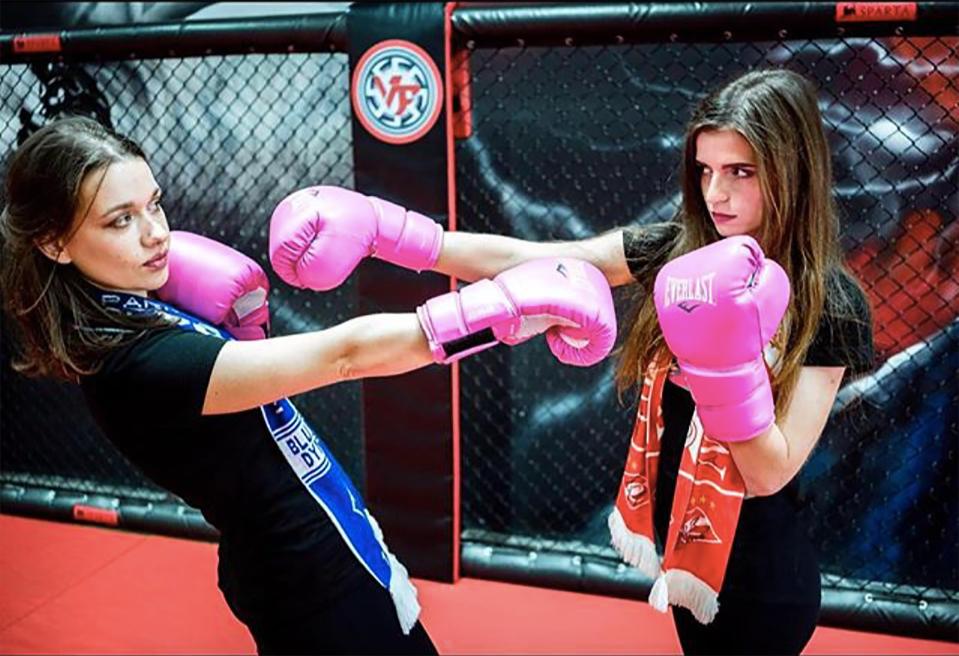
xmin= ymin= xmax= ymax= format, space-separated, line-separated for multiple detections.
xmin=79 ymin=328 xmax=366 ymax=624
xmin=622 ymin=225 xmax=875 ymax=604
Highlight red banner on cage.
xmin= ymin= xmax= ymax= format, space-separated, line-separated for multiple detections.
xmin=73 ymin=504 xmax=119 ymax=526
xmin=13 ymin=34 xmax=62 ymax=53
xmin=835 ymin=2 xmax=918 ymax=22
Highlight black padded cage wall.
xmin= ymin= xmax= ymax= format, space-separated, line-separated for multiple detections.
xmin=1 ymin=1 xmax=957 ymax=642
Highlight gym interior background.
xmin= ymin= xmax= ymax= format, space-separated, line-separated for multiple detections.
xmin=1 ymin=1 xmax=956 ymax=650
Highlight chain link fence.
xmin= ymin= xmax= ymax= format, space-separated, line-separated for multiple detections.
xmin=455 ymin=35 xmax=958 ymax=605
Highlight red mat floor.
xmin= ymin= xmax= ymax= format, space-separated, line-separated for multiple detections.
xmin=1 ymin=514 xmax=956 ymax=654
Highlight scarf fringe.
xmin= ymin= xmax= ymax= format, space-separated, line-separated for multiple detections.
xmin=367 ymin=513 xmax=421 ymax=634
xmin=649 ymin=568 xmax=720 ymax=625
xmin=387 ymin=551 xmax=421 ymax=635
xmin=607 ymin=506 xmax=660 ymax=580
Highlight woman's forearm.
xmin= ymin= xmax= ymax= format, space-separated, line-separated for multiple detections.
xmin=434 ymin=229 xmax=632 ymax=286
xmin=727 ymin=366 xmax=843 ymax=496
xmin=434 ymin=232 xmax=557 ymax=282
xmin=727 ymin=423 xmax=795 ymax=497
xmin=333 ymin=313 xmax=433 ymax=380
xmin=204 ymin=313 xmax=433 ymax=414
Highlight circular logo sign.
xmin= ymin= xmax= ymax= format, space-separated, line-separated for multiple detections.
xmin=351 ymin=39 xmax=444 ymax=145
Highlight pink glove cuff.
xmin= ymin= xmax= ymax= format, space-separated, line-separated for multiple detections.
xmin=223 ymin=298 xmax=271 ymax=340
xmin=368 ymin=197 xmax=443 ymax=272
xmin=416 ymin=280 xmax=519 ymax=364
xmin=678 ymin=358 xmax=774 ymax=442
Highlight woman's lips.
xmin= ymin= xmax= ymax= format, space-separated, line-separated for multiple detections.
xmin=712 ymin=212 xmax=736 ymax=223
xmin=144 ymin=251 xmax=168 ymax=270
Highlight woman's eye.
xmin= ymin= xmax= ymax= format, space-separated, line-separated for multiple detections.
xmin=149 ymin=199 xmax=163 ymax=213
xmin=111 ymin=214 xmax=132 ymax=228
xmin=732 ymin=166 xmax=754 ymax=178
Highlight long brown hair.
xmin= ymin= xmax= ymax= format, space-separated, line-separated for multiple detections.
xmin=616 ymin=69 xmax=866 ymax=416
xmin=1 ymin=116 xmax=168 ymax=381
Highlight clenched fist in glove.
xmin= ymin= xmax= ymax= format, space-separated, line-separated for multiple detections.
xmin=157 ymin=231 xmax=270 ymax=340
xmin=269 ymin=185 xmax=443 ymax=291
xmin=654 ymin=236 xmax=790 ymax=441
xmin=417 ymin=257 xmax=617 ymax=367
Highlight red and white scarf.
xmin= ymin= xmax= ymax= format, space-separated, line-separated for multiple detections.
xmin=608 ymin=363 xmax=747 ymax=624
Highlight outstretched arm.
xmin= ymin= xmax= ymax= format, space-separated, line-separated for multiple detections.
xmin=171 ymin=229 xmax=617 ymax=416
xmin=205 ymin=252 xmax=620 ymax=414
xmin=269 ymin=186 xmax=636 ymax=290
xmin=203 ymin=313 xmax=431 ymax=415
xmin=434 ymin=228 xmax=635 ymax=287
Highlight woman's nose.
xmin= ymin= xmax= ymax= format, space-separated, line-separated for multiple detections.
xmin=142 ymin=211 xmax=169 ymax=245
xmin=704 ymin=175 xmax=729 ymax=204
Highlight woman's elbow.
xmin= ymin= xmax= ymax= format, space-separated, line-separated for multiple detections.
xmin=332 ymin=330 xmax=385 ymax=381
xmin=326 ymin=321 xmax=373 ymax=382
xmin=333 ymin=343 xmax=365 ymax=381
xmin=743 ymin=471 xmax=793 ymax=497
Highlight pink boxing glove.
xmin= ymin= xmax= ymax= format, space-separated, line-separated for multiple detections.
xmin=269 ymin=186 xmax=443 ymax=290
xmin=417 ymin=258 xmax=616 ymax=366
xmin=654 ymin=236 xmax=790 ymax=441
xmin=156 ymin=231 xmax=270 ymax=340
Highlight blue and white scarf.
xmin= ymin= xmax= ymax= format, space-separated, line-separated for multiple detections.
xmin=96 ymin=290 xmax=420 ymax=633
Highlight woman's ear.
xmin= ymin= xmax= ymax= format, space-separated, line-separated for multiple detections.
xmin=36 ymin=238 xmax=72 ymax=264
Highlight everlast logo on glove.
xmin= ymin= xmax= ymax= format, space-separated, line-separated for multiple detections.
xmin=661 ymin=273 xmax=717 ymax=312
